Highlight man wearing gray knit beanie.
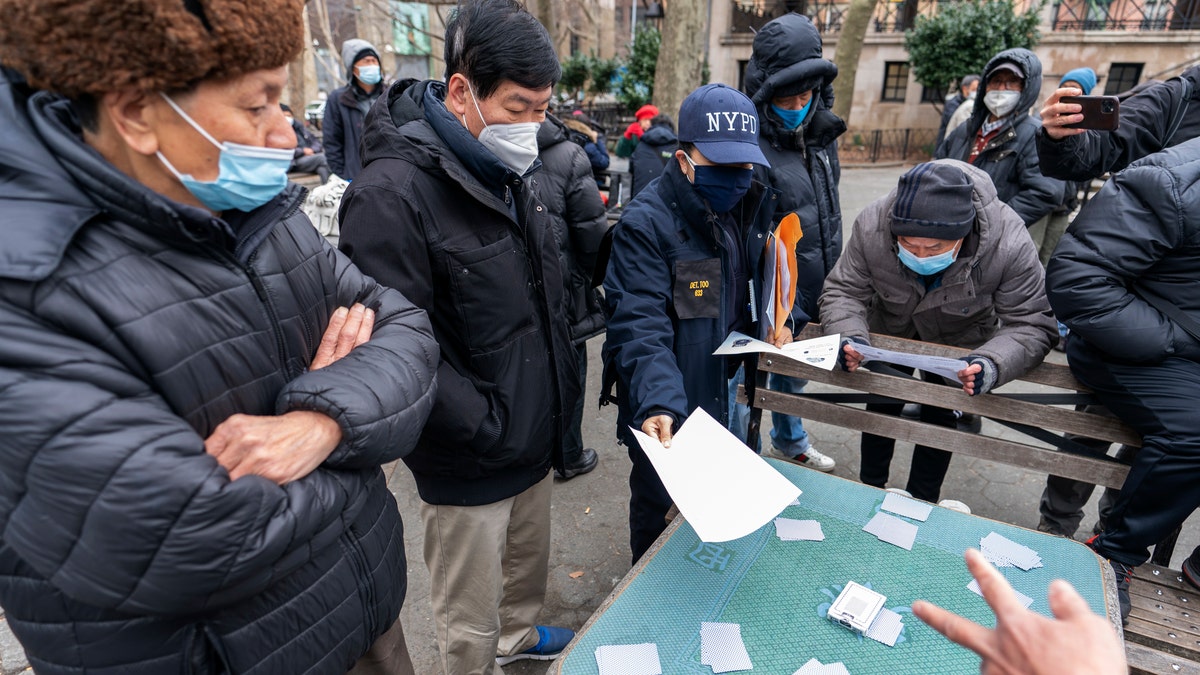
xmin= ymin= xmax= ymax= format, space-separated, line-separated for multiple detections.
xmin=819 ymin=159 xmax=1057 ymax=504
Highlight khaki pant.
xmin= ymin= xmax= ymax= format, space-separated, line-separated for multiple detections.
xmin=421 ymin=473 xmax=553 ymax=675
xmin=348 ymin=618 xmax=415 ymax=675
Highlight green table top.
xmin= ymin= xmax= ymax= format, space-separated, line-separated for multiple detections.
xmin=557 ymin=459 xmax=1113 ymax=674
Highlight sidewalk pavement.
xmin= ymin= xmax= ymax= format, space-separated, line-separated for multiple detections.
xmin=3 ymin=166 xmax=1196 ymax=675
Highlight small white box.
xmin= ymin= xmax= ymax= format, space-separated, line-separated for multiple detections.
xmin=826 ymin=581 xmax=886 ymax=635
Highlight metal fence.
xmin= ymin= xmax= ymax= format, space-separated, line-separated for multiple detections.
xmin=838 ymin=128 xmax=939 ymax=163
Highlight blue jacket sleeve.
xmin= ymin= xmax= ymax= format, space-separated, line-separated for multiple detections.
xmin=603 ymin=213 xmax=689 ymax=426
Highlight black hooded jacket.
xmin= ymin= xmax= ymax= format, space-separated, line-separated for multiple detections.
xmin=630 ymin=124 xmax=679 ymax=197
xmin=743 ymin=12 xmax=847 ymax=322
xmin=0 ymin=69 xmax=438 ymax=674
xmin=937 ymin=48 xmax=1064 ymax=226
xmin=338 ymin=80 xmax=580 ymax=506
xmin=535 ymin=114 xmax=610 ymax=345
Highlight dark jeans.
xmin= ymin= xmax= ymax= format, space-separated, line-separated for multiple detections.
xmin=628 ymin=434 xmax=672 ymax=564
xmin=291 ymin=152 xmax=331 ymax=184
xmin=562 ymin=344 xmax=588 ymax=465
xmin=1038 ymin=402 xmax=1133 ymax=537
xmin=1070 ymin=340 xmax=1200 ymax=567
xmin=859 ymin=368 xmax=957 ymax=503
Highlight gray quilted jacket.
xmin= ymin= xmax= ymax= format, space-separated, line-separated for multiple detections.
xmin=820 ymin=160 xmax=1056 ymax=386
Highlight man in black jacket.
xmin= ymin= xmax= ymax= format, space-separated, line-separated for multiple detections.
xmin=630 ymin=113 xmax=678 ymax=197
xmin=937 ymin=48 xmax=1063 ymax=228
xmin=740 ymin=12 xmax=845 ymax=471
xmin=0 ymin=1 xmax=439 ymax=673
xmin=338 ymin=1 xmax=580 ymax=671
xmin=1038 ymin=64 xmax=1200 ymax=180
xmin=323 ymin=38 xmax=383 ymax=180
xmin=936 ymin=74 xmax=980 ymax=149
xmin=1046 ymin=138 xmax=1200 ymax=622
xmin=282 ymin=102 xmax=331 ymax=183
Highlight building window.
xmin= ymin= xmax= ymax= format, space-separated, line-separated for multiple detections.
xmin=1105 ymin=63 xmax=1143 ymax=95
xmin=737 ymin=60 xmax=750 ymax=93
xmin=882 ymin=62 xmax=909 ymax=102
xmin=921 ymin=85 xmax=944 ymax=104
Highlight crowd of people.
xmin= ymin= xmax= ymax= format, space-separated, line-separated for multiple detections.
xmin=0 ymin=0 xmax=1196 ymax=672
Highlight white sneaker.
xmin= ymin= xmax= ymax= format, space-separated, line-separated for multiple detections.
xmin=769 ymin=444 xmax=836 ymax=472
xmin=885 ymin=488 xmax=913 ymax=498
xmin=937 ymin=499 xmax=972 ymax=514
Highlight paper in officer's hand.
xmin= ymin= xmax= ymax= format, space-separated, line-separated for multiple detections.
xmin=713 ymin=331 xmax=840 ymax=371
xmin=630 ymin=408 xmax=800 ymax=543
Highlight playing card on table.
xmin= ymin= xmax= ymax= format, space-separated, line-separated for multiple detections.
xmin=793 ymin=657 xmax=852 ymax=675
xmin=774 ymin=518 xmax=825 ymax=541
xmin=980 ymin=532 xmax=1043 ymax=570
xmin=700 ymin=622 xmax=753 ymax=673
xmin=595 ymin=643 xmax=663 ymax=675
xmin=862 ymin=511 xmax=918 ymax=551
xmin=968 ymin=579 xmax=1034 ymax=609
xmin=864 ymin=607 xmax=904 ymax=647
xmin=880 ymin=492 xmax=933 ymax=522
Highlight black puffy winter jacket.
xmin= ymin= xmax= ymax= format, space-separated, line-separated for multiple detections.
xmin=743 ymin=12 xmax=847 ymax=322
xmin=339 ymin=80 xmax=580 ymax=506
xmin=938 ymin=48 xmax=1064 ymax=226
xmin=0 ymin=70 xmax=439 ymax=674
xmin=535 ymin=114 xmax=611 ymax=345
xmin=1047 ymin=136 xmax=1200 ymax=365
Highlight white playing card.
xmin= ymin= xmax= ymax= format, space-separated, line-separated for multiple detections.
xmin=774 ymin=518 xmax=825 ymax=541
xmin=968 ymin=579 xmax=1034 ymax=609
xmin=880 ymin=492 xmax=933 ymax=522
xmin=793 ymin=658 xmax=852 ymax=675
xmin=595 ymin=643 xmax=663 ymax=675
xmin=980 ymin=532 xmax=1042 ymax=570
xmin=700 ymin=622 xmax=753 ymax=673
xmin=863 ymin=512 xmax=918 ymax=551
xmin=864 ymin=607 xmax=904 ymax=647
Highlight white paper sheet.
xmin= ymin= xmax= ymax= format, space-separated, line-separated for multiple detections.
xmin=880 ymin=492 xmax=933 ymax=522
xmin=713 ymin=331 xmax=841 ymax=371
xmin=631 ymin=408 xmax=801 ymax=543
xmin=849 ymin=342 xmax=966 ymax=381
xmin=595 ymin=643 xmax=663 ymax=675
xmin=968 ymin=579 xmax=1034 ymax=609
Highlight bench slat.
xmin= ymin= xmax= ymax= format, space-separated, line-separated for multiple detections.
xmin=1126 ymin=641 xmax=1200 ymax=675
xmin=753 ymin=358 xmax=1142 ymax=448
xmin=746 ymin=387 xmax=1131 ymax=489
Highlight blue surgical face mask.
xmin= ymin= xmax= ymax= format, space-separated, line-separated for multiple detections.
xmin=684 ymin=154 xmax=753 ymax=213
xmin=156 ymin=93 xmax=293 ymax=213
xmin=897 ymin=244 xmax=957 ymax=276
xmin=771 ymin=95 xmax=813 ymax=130
xmin=356 ymin=64 xmax=382 ymax=85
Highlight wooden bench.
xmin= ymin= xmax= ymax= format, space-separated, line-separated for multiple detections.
xmin=739 ymin=325 xmax=1200 ymax=674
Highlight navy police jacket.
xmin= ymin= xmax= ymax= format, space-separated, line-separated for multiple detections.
xmin=603 ymin=162 xmax=788 ymax=444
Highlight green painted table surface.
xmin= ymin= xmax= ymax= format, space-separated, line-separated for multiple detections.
xmin=555 ymin=459 xmax=1115 ymax=674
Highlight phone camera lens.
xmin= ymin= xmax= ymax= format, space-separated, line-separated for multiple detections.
xmin=1102 ymin=101 xmax=1115 ymax=114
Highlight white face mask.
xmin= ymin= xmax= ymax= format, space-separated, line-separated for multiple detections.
xmin=984 ymin=90 xmax=1021 ymax=118
xmin=464 ymin=82 xmax=540 ymax=176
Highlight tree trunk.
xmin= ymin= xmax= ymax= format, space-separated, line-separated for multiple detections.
xmin=831 ymin=0 xmax=880 ymax=124
xmin=653 ymin=0 xmax=707 ymax=119
xmin=286 ymin=6 xmax=321 ymax=114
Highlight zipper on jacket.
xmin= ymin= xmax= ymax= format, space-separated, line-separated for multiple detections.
xmin=339 ymin=532 xmax=378 ymax=641
xmin=243 ymin=251 xmax=291 ymax=374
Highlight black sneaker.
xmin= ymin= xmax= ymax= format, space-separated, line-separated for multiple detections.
xmin=955 ymin=411 xmax=982 ymax=434
xmin=1182 ymin=546 xmax=1200 ymax=592
xmin=556 ymin=448 xmax=598 ymax=480
xmin=1088 ymin=535 xmax=1131 ymax=622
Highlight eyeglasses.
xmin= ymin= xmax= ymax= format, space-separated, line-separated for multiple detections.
xmin=987 ymin=76 xmax=1023 ymax=92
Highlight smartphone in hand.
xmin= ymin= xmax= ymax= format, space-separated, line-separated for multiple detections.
xmin=1061 ymin=95 xmax=1120 ymax=131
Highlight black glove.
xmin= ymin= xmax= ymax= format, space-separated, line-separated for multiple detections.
xmin=838 ymin=335 xmax=870 ymax=372
xmin=963 ymin=355 xmax=998 ymax=396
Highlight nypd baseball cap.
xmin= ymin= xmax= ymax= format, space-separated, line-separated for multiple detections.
xmin=677 ymin=83 xmax=770 ymax=167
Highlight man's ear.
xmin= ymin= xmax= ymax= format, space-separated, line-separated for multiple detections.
xmin=674 ymin=149 xmax=692 ymax=178
xmin=445 ymin=73 xmax=469 ymax=118
xmin=99 ymin=88 xmax=163 ymax=157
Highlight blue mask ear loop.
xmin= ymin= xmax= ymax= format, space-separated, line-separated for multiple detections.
xmin=155 ymin=92 xmax=224 ymax=181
